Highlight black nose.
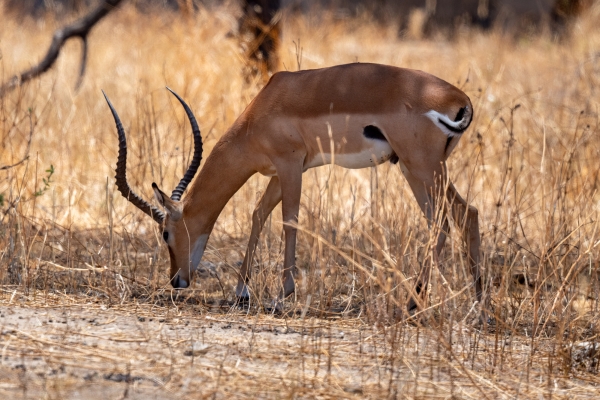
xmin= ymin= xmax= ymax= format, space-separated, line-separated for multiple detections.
xmin=171 ymin=275 xmax=181 ymax=288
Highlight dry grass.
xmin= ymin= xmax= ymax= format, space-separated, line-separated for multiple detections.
xmin=1 ymin=2 xmax=600 ymax=398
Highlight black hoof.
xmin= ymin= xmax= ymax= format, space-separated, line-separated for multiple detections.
xmin=234 ymin=295 xmax=250 ymax=308
xmin=478 ymin=314 xmax=496 ymax=329
xmin=264 ymin=306 xmax=284 ymax=316
xmin=264 ymin=298 xmax=286 ymax=315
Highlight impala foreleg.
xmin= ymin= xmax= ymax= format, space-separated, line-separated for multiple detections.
xmin=276 ymin=163 xmax=304 ymax=299
xmin=236 ymin=176 xmax=282 ymax=299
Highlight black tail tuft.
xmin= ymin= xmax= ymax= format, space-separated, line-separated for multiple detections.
xmin=455 ymin=106 xmax=466 ymax=122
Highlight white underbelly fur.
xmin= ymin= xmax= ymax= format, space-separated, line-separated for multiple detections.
xmin=304 ymin=140 xmax=394 ymax=170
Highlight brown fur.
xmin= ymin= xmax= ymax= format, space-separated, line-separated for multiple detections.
xmin=153 ymin=63 xmax=482 ymax=316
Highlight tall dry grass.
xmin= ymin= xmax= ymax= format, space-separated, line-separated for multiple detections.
xmin=1 ymin=2 xmax=600 ymax=397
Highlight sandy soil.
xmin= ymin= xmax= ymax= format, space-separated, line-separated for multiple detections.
xmin=3 ymin=300 xmax=598 ymax=399
xmin=0 ymin=303 xmax=392 ymax=399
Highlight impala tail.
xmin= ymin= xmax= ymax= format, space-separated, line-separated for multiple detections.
xmin=451 ymin=104 xmax=473 ymax=133
xmin=424 ymin=103 xmax=473 ymax=138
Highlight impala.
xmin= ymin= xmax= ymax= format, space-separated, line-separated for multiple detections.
xmin=103 ymin=62 xmax=482 ymax=314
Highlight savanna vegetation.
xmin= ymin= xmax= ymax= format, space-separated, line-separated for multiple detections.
xmin=1 ymin=1 xmax=600 ymax=397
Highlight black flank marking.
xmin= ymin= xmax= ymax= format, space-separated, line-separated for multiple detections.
xmin=363 ymin=125 xmax=398 ymax=164
xmin=363 ymin=125 xmax=386 ymax=141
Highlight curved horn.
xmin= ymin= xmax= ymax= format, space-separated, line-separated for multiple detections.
xmin=166 ymin=87 xmax=203 ymax=201
xmin=102 ymin=90 xmax=165 ymax=224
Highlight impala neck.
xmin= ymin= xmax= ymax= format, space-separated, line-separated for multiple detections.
xmin=181 ymin=133 xmax=255 ymax=237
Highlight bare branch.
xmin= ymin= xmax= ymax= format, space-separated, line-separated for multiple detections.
xmin=0 ymin=0 xmax=124 ymax=97
xmin=0 ymin=113 xmax=34 ymax=171
xmin=74 ymin=35 xmax=89 ymax=91
xmin=0 ymin=156 xmax=29 ymax=171
xmin=0 ymin=157 xmax=28 ymax=171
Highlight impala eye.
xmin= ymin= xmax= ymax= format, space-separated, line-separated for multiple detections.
xmin=162 ymin=231 xmax=169 ymax=242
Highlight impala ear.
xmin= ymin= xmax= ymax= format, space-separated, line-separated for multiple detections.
xmin=152 ymin=182 xmax=182 ymax=220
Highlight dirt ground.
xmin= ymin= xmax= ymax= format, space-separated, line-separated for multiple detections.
xmin=0 ymin=301 xmax=397 ymax=399
xmin=0 ymin=298 xmax=598 ymax=399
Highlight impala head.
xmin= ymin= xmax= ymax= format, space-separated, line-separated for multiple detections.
xmin=103 ymin=88 xmax=204 ymax=289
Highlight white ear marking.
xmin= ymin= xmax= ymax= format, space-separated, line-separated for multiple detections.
xmin=152 ymin=182 xmax=167 ymax=208
xmin=152 ymin=182 xmax=183 ymax=219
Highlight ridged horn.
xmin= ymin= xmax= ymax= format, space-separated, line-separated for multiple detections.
xmin=166 ymin=87 xmax=203 ymax=201
xmin=103 ymin=90 xmax=165 ymax=224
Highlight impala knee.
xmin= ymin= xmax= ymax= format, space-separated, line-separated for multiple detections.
xmin=466 ymin=205 xmax=480 ymax=229
xmin=467 ymin=205 xmax=478 ymax=219
xmin=282 ymin=221 xmax=297 ymax=234
xmin=251 ymin=208 xmax=266 ymax=227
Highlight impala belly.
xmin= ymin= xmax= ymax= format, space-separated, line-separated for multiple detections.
xmin=303 ymin=123 xmax=395 ymax=170
xmin=304 ymin=139 xmax=394 ymax=170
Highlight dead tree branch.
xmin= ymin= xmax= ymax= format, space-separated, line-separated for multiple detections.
xmin=0 ymin=114 xmax=34 ymax=171
xmin=0 ymin=156 xmax=29 ymax=171
xmin=0 ymin=0 xmax=124 ymax=97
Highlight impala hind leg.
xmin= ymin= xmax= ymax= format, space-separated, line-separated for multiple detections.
xmin=236 ymin=176 xmax=282 ymax=300
xmin=407 ymin=217 xmax=450 ymax=313
xmin=445 ymin=181 xmax=484 ymax=315
xmin=398 ymin=164 xmax=448 ymax=314
xmin=402 ymin=165 xmax=483 ymax=321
